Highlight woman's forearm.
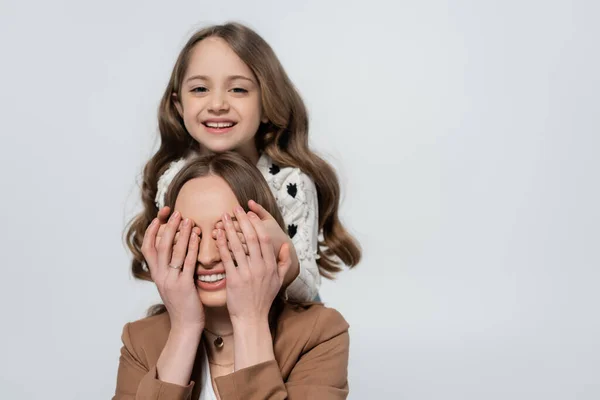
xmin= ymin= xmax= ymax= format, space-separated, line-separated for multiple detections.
xmin=156 ymin=325 xmax=202 ymax=386
xmin=232 ymin=319 xmax=275 ymax=371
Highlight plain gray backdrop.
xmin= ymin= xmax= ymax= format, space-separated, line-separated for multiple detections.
xmin=1 ymin=0 xmax=598 ymax=399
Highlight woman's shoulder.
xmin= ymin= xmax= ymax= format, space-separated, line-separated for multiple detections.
xmin=276 ymin=302 xmax=349 ymax=346
xmin=120 ymin=311 xmax=171 ymax=360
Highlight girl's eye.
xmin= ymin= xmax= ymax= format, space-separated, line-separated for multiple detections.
xmin=231 ymin=87 xmax=248 ymax=93
xmin=191 ymin=87 xmax=208 ymax=93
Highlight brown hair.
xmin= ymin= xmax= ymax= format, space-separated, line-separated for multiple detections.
xmin=145 ymin=152 xmax=286 ymax=322
xmin=126 ymin=22 xmax=361 ymax=284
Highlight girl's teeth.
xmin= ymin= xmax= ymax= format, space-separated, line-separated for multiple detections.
xmin=197 ymin=273 xmax=226 ymax=282
xmin=206 ymin=122 xmax=234 ymax=128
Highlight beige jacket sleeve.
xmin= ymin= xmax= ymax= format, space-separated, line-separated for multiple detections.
xmin=112 ymin=323 xmax=195 ymax=400
xmin=214 ymin=308 xmax=350 ymax=399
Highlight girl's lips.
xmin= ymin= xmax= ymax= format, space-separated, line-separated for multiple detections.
xmin=202 ymin=124 xmax=235 ymax=135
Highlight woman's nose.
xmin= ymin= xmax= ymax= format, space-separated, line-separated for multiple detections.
xmin=197 ymin=235 xmax=220 ymax=268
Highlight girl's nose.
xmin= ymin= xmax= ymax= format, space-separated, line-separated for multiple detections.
xmin=208 ymin=91 xmax=229 ymax=112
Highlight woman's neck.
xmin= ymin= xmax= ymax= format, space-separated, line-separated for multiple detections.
xmin=204 ymin=306 xmax=233 ymax=335
xmin=203 ymin=307 xmax=235 ymax=365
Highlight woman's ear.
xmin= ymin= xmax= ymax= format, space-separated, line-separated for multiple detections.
xmin=172 ymin=92 xmax=183 ymax=116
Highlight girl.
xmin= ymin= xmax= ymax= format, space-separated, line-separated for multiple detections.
xmin=114 ymin=153 xmax=350 ymax=399
xmin=126 ymin=22 xmax=360 ymax=302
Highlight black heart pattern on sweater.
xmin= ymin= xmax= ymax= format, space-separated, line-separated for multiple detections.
xmin=269 ymin=164 xmax=280 ymax=175
xmin=287 ymin=224 xmax=298 ymax=238
xmin=286 ymin=183 xmax=297 ymax=198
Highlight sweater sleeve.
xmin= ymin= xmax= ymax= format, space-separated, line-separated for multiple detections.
xmin=278 ymin=169 xmax=321 ymax=301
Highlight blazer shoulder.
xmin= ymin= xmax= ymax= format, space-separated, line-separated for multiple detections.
xmin=122 ymin=312 xmax=171 ymax=359
xmin=277 ymin=303 xmax=349 ymax=350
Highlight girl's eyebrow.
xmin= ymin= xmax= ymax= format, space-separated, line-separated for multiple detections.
xmin=185 ymin=74 xmax=255 ymax=84
xmin=227 ymin=75 xmax=254 ymax=83
xmin=186 ymin=74 xmax=209 ymax=83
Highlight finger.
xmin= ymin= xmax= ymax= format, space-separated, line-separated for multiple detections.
xmin=214 ymin=220 xmax=241 ymax=232
xmin=141 ymin=218 xmax=160 ymax=274
xmin=248 ymin=212 xmax=276 ymax=269
xmin=157 ymin=206 xmax=170 ymax=223
xmin=155 ymin=223 xmax=167 ymax=249
xmin=170 ymin=217 xmax=193 ymax=269
xmin=248 ymin=200 xmax=273 ymax=221
xmin=216 ymin=229 xmax=238 ymax=277
xmin=276 ymin=242 xmax=292 ymax=286
xmin=232 ymin=207 xmax=262 ymax=262
xmin=157 ymin=210 xmax=181 ymax=269
xmin=182 ymin=228 xmax=199 ymax=279
xmin=212 ymin=229 xmax=246 ymax=245
xmin=228 ymin=241 xmax=248 ymax=255
xmin=223 ymin=211 xmax=250 ymax=273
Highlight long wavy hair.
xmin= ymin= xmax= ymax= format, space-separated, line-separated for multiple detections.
xmin=126 ymin=22 xmax=361 ymax=284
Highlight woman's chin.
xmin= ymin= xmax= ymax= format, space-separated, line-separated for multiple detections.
xmin=199 ymin=291 xmax=227 ymax=309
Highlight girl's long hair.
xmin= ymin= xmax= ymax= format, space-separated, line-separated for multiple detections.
xmin=126 ymin=22 xmax=361 ymax=285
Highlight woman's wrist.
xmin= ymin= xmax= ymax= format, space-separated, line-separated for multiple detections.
xmin=156 ymin=324 xmax=203 ymax=386
xmin=232 ymin=318 xmax=274 ymax=371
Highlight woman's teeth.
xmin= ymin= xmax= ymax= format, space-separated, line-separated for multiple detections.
xmin=205 ymin=122 xmax=234 ymax=128
xmin=197 ymin=273 xmax=226 ymax=282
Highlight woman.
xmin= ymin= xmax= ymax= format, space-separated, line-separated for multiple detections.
xmin=113 ymin=152 xmax=350 ymax=399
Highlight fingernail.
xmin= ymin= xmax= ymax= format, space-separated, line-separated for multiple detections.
xmin=183 ymin=218 xmax=190 ymax=227
xmin=234 ymin=206 xmax=244 ymax=214
xmin=151 ymin=218 xmax=158 ymax=225
xmin=223 ymin=213 xmax=231 ymax=222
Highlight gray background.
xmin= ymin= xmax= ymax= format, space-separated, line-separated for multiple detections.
xmin=1 ymin=0 xmax=598 ymax=399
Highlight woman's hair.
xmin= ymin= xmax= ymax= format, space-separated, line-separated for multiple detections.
xmin=126 ymin=22 xmax=361 ymax=284
xmin=145 ymin=152 xmax=286 ymax=322
xmin=165 ymin=152 xmax=285 ymax=227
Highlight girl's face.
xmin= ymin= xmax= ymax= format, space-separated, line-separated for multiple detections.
xmin=175 ymin=37 xmax=266 ymax=162
xmin=174 ymin=175 xmax=241 ymax=308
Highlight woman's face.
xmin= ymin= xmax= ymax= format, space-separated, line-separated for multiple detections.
xmin=173 ymin=175 xmax=241 ymax=308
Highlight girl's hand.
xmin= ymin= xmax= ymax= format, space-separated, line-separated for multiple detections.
xmin=154 ymin=206 xmax=171 ymax=249
xmin=216 ymin=206 xmax=292 ymax=325
xmin=212 ymin=200 xmax=287 ymax=262
xmin=155 ymin=206 xmax=195 ymax=249
xmin=141 ymin=211 xmax=205 ymax=330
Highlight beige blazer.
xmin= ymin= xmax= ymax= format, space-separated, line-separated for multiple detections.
xmin=113 ymin=303 xmax=350 ymax=399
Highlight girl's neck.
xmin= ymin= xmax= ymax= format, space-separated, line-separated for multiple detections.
xmin=197 ymin=144 xmax=260 ymax=165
